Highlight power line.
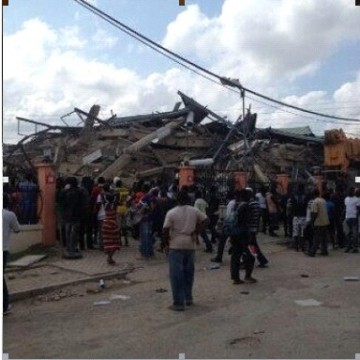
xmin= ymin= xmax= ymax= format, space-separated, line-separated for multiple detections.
xmin=73 ymin=0 xmax=360 ymax=123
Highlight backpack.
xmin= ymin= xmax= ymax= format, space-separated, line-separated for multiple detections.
xmin=222 ymin=202 xmax=239 ymax=237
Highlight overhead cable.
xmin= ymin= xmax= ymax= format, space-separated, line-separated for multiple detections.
xmin=73 ymin=0 xmax=360 ymax=123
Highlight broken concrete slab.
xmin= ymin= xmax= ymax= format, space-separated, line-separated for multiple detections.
xmin=8 ymin=255 xmax=47 ymax=268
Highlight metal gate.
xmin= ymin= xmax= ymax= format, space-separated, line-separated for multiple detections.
xmin=194 ymin=168 xmax=236 ymax=204
xmin=194 ymin=167 xmax=268 ymax=204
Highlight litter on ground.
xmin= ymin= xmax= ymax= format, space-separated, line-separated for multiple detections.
xmin=109 ymin=294 xmax=131 ymax=301
xmin=93 ymin=300 xmax=111 ymax=306
xmin=294 ymin=299 xmax=322 ymax=307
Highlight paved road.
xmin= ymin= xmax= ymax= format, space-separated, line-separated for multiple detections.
xmin=3 ymin=237 xmax=360 ymax=359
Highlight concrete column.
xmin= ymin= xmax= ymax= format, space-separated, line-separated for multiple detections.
xmin=179 ymin=166 xmax=195 ymax=189
xmin=276 ymin=174 xmax=289 ymax=195
xmin=234 ymin=171 xmax=247 ymax=190
xmin=36 ymin=163 xmax=57 ymax=247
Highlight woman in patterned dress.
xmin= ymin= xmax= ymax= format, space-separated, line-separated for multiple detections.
xmin=101 ymin=184 xmax=121 ymax=265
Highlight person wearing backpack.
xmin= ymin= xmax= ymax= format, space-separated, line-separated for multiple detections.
xmin=230 ymin=189 xmax=257 ymax=284
xmin=291 ymin=183 xmax=309 ymax=251
xmin=246 ymin=187 xmax=268 ymax=268
xmin=211 ymin=192 xmax=235 ymax=263
xmin=194 ymin=190 xmax=213 ymax=253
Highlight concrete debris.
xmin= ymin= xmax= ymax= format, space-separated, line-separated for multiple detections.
xmin=8 ymin=255 xmax=47 ymax=268
xmin=5 ymin=92 xmax=359 ymax=188
xmin=37 ymin=289 xmax=78 ymax=302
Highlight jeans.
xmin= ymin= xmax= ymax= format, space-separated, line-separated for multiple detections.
xmin=215 ymin=228 xmax=229 ymax=260
xmin=139 ymin=220 xmax=154 ymax=257
xmin=334 ymin=217 xmax=345 ymax=247
xmin=346 ymin=218 xmax=358 ymax=250
xmin=268 ymin=213 xmax=279 ymax=234
xmin=230 ymin=230 xmax=255 ymax=281
xmin=20 ymin=201 xmax=37 ymax=224
xmin=65 ymin=221 xmax=81 ymax=256
xmin=309 ymin=226 xmax=328 ymax=255
xmin=200 ymin=229 xmax=213 ymax=251
xmin=3 ymin=251 xmax=9 ymax=312
xmin=208 ymin=214 xmax=219 ymax=242
xmin=79 ymin=214 xmax=93 ymax=250
xmin=168 ymin=249 xmax=195 ymax=307
xmin=249 ymin=232 xmax=268 ymax=265
xmin=260 ymin=208 xmax=268 ymax=232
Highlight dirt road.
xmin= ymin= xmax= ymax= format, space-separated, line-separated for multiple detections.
xmin=3 ymin=245 xmax=360 ymax=359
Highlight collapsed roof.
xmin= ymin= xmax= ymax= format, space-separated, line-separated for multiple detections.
xmin=4 ymin=91 xmax=325 ymax=187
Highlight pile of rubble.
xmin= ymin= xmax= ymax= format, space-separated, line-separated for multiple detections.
xmin=4 ymin=91 xmax=325 ymax=186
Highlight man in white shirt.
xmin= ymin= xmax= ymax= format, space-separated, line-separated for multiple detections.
xmin=255 ymin=187 xmax=268 ymax=233
xmin=163 ymin=190 xmax=207 ymax=311
xmin=194 ymin=190 xmax=213 ymax=253
xmin=344 ymin=187 xmax=360 ymax=253
xmin=3 ymin=195 xmax=20 ymax=314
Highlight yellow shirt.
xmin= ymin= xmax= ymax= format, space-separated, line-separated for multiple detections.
xmin=116 ymin=187 xmax=129 ymax=216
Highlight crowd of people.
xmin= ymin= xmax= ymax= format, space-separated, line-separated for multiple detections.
xmin=3 ymin=172 xmax=360 ymax=312
xmin=3 ymin=174 xmax=39 ymax=225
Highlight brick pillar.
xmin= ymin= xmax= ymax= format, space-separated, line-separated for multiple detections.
xmin=276 ymin=174 xmax=289 ymax=195
xmin=178 ymin=166 xmax=195 ymax=189
xmin=36 ymin=163 xmax=57 ymax=247
xmin=234 ymin=171 xmax=247 ymax=190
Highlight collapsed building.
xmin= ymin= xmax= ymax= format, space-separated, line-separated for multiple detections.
xmin=3 ymin=91 xmax=359 ymax=198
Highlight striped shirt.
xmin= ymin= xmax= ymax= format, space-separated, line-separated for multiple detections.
xmin=247 ymin=199 xmax=260 ymax=232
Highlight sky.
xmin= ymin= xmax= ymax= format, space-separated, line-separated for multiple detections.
xmin=2 ymin=0 xmax=360 ymax=144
